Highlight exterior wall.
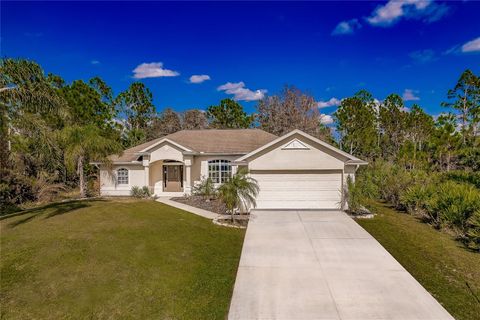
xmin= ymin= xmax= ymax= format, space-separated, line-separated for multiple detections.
xmin=149 ymin=142 xmax=184 ymax=162
xmin=100 ymin=164 xmax=146 ymax=196
xmin=344 ymin=165 xmax=357 ymax=184
xmin=247 ymin=134 xmax=346 ymax=171
xmin=149 ymin=161 xmax=164 ymax=194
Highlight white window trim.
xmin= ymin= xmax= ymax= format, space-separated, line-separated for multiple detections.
xmin=208 ymin=159 xmax=232 ymax=184
xmin=116 ymin=168 xmax=129 ymax=186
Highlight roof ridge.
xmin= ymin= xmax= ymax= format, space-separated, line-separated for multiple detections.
xmin=172 ymin=128 xmax=265 ymax=131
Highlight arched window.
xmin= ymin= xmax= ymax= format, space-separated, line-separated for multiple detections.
xmin=208 ymin=160 xmax=231 ymax=183
xmin=117 ymin=168 xmax=129 ymax=185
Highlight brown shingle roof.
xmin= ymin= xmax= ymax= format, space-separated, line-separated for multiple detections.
xmin=111 ymin=129 xmax=278 ymax=162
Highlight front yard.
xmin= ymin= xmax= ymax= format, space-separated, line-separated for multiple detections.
xmin=357 ymin=201 xmax=480 ymax=320
xmin=0 ymin=199 xmax=245 ymax=319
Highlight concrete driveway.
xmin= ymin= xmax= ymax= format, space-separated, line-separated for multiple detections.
xmin=228 ymin=210 xmax=453 ymax=320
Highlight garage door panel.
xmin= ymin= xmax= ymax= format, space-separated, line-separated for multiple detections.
xmin=254 ymin=175 xmax=340 ymax=182
xmin=255 ymin=200 xmax=340 ymax=209
xmin=258 ymin=190 xmax=341 ymax=199
xmin=251 ymin=172 xmax=342 ymax=210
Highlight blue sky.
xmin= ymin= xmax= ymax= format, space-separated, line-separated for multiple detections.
xmin=2 ymin=1 xmax=480 ymax=122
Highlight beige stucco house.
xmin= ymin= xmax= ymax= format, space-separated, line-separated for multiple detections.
xmin=97 ymin=129 xmax=367 ymax=209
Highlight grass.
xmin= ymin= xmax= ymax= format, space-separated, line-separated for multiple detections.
xmin=356 ymin=201 xmax=480 ymax=320
xmin=0 ymin=198 xmax=245 ymax=319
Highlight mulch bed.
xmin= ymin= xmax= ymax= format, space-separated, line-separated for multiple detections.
xmin=171 ymin=196 xmax=227 ymax=215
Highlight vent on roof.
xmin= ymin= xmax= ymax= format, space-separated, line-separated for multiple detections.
xmin=282 ymin=139 xmax=310 ymax=150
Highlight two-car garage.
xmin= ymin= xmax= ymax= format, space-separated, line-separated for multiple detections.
xmin=250 ymin=171 xmax=343 ymax=209
xmin=236 ymin=130 xmax=366 ymax=210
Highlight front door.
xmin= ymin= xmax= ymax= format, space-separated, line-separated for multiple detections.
xmin=163 ymin=165 xmax=183 ymax=192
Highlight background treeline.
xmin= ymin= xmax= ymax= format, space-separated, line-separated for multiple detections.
xmin=1 ymin=58 xmax=479 ymax=251
xmin=337 ymin=71 xmax=480 ymax=251
xmin=0 ymin=58 xmax=332 ymax=212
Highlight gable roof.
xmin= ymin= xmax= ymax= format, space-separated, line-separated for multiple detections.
xmin=236 ymin=129 xmax=368 ymax=164
xmin=110 ymin=129 xmax=278 ymax=162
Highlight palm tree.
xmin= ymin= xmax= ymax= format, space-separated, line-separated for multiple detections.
xmin=60 ymin=124 xmax=123 ymax=198
xmin=218 ymin=168 xmax=259 ymax=221
xmin=1 ymin=58 xmax=67 ymax=171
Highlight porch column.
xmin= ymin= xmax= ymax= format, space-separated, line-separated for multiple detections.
xmin=184 ymin=158 xmax=192 ymax=195
xmin=143 ymin=155 xmax=150 ymax=189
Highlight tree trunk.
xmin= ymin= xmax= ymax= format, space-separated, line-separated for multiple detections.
xmin=78 ymin=156 xmax=85 ymax=198
xmin=446 ymin=152 xmax=451 ymax=172
xmin=413 ymin=141 xmax=417 ymax=170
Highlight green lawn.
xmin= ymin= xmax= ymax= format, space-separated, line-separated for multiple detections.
xmin=357 ymin=201 xmax=480 ymax=320
xmin=0 ymin=199 xmax=245 ymax=319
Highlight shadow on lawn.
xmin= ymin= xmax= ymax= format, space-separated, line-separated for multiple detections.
xmin=1 ymin=199 xmax=106 ymax=228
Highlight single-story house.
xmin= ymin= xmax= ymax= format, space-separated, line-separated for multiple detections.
xmin=96 ymin=129 xmax=367 ymax=209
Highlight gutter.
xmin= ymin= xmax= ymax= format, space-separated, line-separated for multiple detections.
xmin=346 ymin=159 xmax=368 ymax=165
xmin=182 ymin=152 xmax=247 ymax=156
xmin=89 ymin=161 xmax=143 ymax=165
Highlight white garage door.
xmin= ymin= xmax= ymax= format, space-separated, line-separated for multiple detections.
xmin=251 ymin=171 xmax=342 ymax=209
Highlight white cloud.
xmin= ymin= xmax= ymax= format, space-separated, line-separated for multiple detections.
xmin=367 ymin=0 xmax=448 ymax=27
xmin=189 ymin=74 xmax=211 ymax=83
xmin=132 ymin=62 xmax=180 ymax=79
xmin=320 ymin=114 xmax=334 ymax=125
xmin=461 ymin=37 xmax=480 ymax=53
xmin=402 ymin=89 xmax=420 ymax=101
xmin=332 ymin=19 xmax=362 ymax=35
xmin=217 ymin=82 xmax=267 ymax=101
xmin=317 ymin=97 xmax=341 ymax=108
xmin=91 ymin=60 xmax=100 ymax=65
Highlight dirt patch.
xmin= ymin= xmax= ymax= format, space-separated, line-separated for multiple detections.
xmin=171 ymin=196 xmax=227 ymax=215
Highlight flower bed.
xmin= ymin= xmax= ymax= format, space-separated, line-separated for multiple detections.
xmin=171 ymin=195 xmax=227 ymax=215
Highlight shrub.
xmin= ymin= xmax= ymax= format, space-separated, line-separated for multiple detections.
xmin=442 ymin=170 xmax=480 ymax=189
xmin=342 ymin=176 xmax=363 ymax=213
xmin=356 ymin=161 xmax=410 ymax=209
xmin=141 ymin=186 xmax=151 ymax=197
xmin=358 ymin=162 xmax=440 ymax=211
xmin=427 ymin=181 xmax=480 ymax=236
xmin=32 ymin=176 xmax=68 ymax=202
xmin=354 ymin=167 xmax=380 ymax=200
xmin=130 ymin=186 xmax=151 ymax=198
xmin=192 ymin=177 xmax=216 ymax=200
xmin=465 ymin=211 xmax=480 ymax=251
xmin=0 ymin=170 xmax=35 ymax=214
xmin=400 ymin=184 xmax=435 ymax=219
xmin=86 ymin=178 xmax=99 ymax=198
xmin=355 ymin=162 xmax=480 ymax=251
